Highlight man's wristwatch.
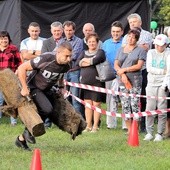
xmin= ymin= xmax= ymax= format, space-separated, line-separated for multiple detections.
xmin=32 ymin=50 xmax=36 ymax=55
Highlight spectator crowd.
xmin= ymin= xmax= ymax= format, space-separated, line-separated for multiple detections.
xmin=0 ymin=13 xmax=170 ymax=151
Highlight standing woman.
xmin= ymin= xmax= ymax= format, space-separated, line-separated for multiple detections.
xmin=143 ymin=34 xmax=170 ymax=142
xmin=76 ymin=32 xmax=106 ymax=132
xmin=114 ymin=29 xmax=146 ymax=134
xmin=0 ymin=30 xmax=22 ymax=125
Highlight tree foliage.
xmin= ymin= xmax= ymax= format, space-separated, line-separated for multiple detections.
xmin=152 ymin=0 xmax=170 ymax=26
xmin=159 ymin=0 xmax=170 ymax=25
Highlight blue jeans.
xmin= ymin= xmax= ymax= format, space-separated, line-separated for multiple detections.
xmin=10 ymin=116 xmax=17 ymax=124
xmin=65 ymin=70 xmax=83 ymax=115
xmin=0 ymin=91 xmax=17 ymax=124
xmin=0 ymin=91 xmax=4 ymax=118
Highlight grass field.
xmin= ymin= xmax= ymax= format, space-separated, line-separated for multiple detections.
xmin=0 ymin=108 xmax=170 ymax=170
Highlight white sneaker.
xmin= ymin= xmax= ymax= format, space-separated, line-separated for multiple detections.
xmin=107 ymin=126 xmax=116 ymax=129
xmin=154 ymin=134 xmax=163 ymax=142
xmin=143 ymin=133 xmax=153 ymax=141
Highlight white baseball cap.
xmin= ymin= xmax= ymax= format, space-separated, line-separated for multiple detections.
xmin=153 ymin=34 xmax=169 ymax=46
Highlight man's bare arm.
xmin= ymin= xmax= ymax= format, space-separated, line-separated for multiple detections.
xmin=17 ymin=61 xmax=33 ymax=96
xmin=21 ymin=50 xmax=41 ymax=60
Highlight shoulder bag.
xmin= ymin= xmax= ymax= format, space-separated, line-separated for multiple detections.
xmin=96 ymin=60 xmax=116 ymax=82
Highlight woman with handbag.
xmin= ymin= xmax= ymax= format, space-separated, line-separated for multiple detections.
xmin=76 ymin=32 xmax=106 ymax=132
xmin=114 ymin=29 xmax=146 ymax=134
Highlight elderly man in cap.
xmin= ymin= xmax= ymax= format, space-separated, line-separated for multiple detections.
xmin=144 ymin=34 xmax=170 ymax=142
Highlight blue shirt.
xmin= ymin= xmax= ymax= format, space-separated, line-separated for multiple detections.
xmin=102 ymin=37 xmax=123 ymax=68
xmin=64 ymin=35 xmax=83 ymax=69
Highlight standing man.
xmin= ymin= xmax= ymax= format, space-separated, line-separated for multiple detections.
xmin=19 ymin=22 xmax=45 ymax=126
xmin=63 ymin=21 xmax=84 ymax=116
xmin=41 ymin=21 xmax=64 ymax=53
xmin=20 ymin=22 xmax=47 ymax=129
xmin=15 ymin=42 xmax=72 ymax=151
xmin=163 ymin=27 xmax=170 ymax=138
xmin=122 ymin=13 xmax=153 ymax=132
xmin=82 ymin=23 xmax=102 ymax=50
xmin=102 ymin=21 xmax=124 ymax=129
xmin=41 ymin=21 xmax=64 ymax=127
xmin=20 ymin=22 xmax=46 ymax=62
xmin=122 ymin=13 xmax=153 ymax=50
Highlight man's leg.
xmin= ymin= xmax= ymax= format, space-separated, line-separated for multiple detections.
xmin=15 ymin=134 xmax=31 ymax=151
xmin=35 ymin=88 xmax=54 ymax=128
xmin=144 ymin=85 xmax=157 ymax=141
xmin=164 ymin=93 xmax=170 ymax=137
xmin=140 ymin=69 xmax=147 ymax=132
xmin=0 ymin=91 xmax=4 ymax=119
xmin=10 ymin=116 xmax=17 ymax=126
xmin=69 ymin=70 xmax=83 ymax=115
xmin=44 ymin=117 xmax=52 ymax=128
xmin=155 ymin=87 xmax=168 ymax=141
xmin=15 ymin=88 xmax=53 ymax=151
xmin=106 ymin=80 xmax=118 ymax=129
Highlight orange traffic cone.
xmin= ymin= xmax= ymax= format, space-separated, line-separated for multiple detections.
xmin=30 ymin=148 xmax=42 ymax=170
xmin=128 ymin=119 xmax=139 ymax=147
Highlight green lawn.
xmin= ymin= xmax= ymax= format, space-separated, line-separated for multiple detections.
xmin=0 ymin=109 xmax=170 ymax=170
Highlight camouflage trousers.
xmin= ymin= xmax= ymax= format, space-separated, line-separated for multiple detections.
xmin=119 ymin=85 xmax=141 ymax=120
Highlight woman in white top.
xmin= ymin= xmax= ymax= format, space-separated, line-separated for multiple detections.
xmin=144 ymin=34 xmax=170 ymax=142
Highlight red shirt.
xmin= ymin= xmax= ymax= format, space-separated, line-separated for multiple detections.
xmin=0 ymin=44 xmax=22 ymax=72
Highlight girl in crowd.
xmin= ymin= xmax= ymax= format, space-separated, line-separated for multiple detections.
xmin=144 ymin=34 xmax=170 ymax=142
